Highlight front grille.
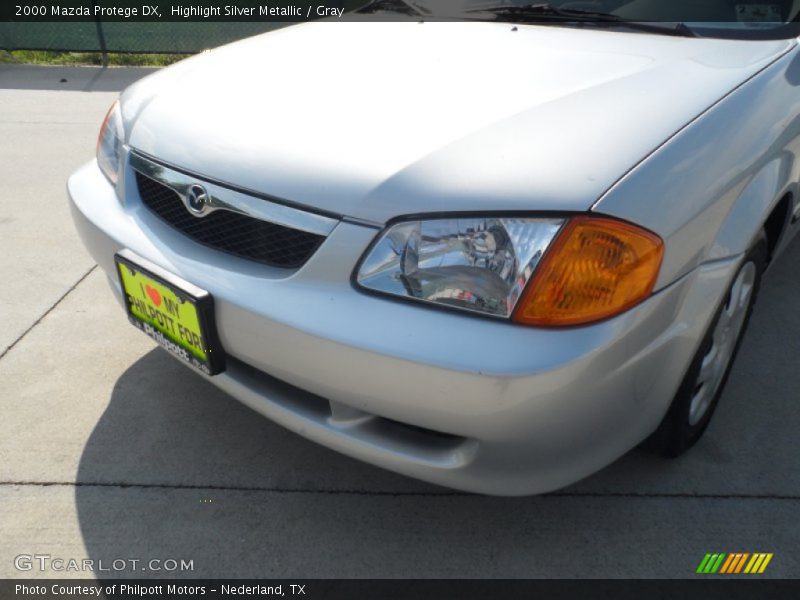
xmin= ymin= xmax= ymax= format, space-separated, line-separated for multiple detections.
xmin=135 ymin=172 xmax=325 ymax=268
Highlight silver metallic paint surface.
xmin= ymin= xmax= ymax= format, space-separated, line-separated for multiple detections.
xmin=120 ymin=23 xmax=792 ymax=224
xmin=69 ymin=23 xmax=800 ymax=494
xmin=595 ymin=48 xmax=800 ymax=288
xmin=70 ymin=158 xmax=736 ymax=494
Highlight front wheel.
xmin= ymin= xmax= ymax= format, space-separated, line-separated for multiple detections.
xmin=646 ymin=232 xmax=767 ymax=457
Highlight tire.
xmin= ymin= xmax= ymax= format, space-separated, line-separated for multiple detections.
xmin=646 ymin=231 xmax=767 ymax=457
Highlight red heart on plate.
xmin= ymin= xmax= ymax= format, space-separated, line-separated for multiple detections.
xmin=145 ymin=284 xmax=162 ymax=307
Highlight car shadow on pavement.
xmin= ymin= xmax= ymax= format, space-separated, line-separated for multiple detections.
xmin=73 ymin=233 xmax=800 ymax=578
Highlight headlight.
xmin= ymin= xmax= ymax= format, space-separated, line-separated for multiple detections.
xmin=96 ymin=100 xmax=123 ymax=185
xmin=356 ymin=215 xmax=664 ymax=326
xmin=355 ymin=217 xmax=565 ymax=318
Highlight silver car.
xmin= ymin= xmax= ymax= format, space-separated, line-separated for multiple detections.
xmin=69 ymin=2 xmax=800 ymax=495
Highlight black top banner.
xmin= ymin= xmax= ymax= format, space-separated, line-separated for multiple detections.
xmin=4 ymin=0 xmax=800 ymax=22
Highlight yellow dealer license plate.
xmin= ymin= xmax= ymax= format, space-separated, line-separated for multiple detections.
xmin=115 ymin=250 xmax=225 ymax=375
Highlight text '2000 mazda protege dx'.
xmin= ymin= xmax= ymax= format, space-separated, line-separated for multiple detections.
xmin=69 ymin=1 xmax=800 ymax=495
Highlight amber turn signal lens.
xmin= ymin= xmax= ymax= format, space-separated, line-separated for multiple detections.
xmin=513 ymin=216 xmax=664 ymax=327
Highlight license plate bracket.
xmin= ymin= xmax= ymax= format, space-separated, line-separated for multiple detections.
xmin=114 ymin=249 xmax=225 ymax=375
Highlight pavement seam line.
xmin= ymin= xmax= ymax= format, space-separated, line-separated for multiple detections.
xmin=1 ymin=481 xmax=799 ymax=500
xmin=0 ymin=264 xmax=97 ymax=361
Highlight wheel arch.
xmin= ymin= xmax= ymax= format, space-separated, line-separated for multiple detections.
xmin=764 ymin=191 xmax=793 ymax=264
xmin=708 ymin=164 xmax=797 ymax=267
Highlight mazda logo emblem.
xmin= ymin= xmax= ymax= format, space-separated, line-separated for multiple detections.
xmin=186 ymin=184 xmax=209 ymax=216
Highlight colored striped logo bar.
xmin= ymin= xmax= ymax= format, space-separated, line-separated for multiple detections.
xmin=696 ymin=553 xmax=773 ymax=574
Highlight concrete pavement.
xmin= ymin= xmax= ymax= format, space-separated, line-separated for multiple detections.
xmin=1 ymin=64 xmax=798 ymax=579
xmin=0 ymin=64 xmax=158 ymax=358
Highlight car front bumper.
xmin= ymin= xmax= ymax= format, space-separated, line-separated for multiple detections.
xmin=68 ymin=157 xmax=741 ymax=495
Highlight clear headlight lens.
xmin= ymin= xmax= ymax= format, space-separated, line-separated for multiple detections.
xmin=355 ymin=217 xmax=565 ymax=318
xmin=96 ymin=100 xmax=123 ymax=185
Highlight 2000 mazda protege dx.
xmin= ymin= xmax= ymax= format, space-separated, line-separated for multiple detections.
xmin=69 ymin=1 xmax=800 ymax=495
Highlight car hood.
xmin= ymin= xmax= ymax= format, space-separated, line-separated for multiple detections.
xmin=122 ymin=21 xmax=793 ymax=223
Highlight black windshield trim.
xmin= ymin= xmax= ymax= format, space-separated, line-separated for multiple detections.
xmin=440 ymin=1 xmax=800 ymax=40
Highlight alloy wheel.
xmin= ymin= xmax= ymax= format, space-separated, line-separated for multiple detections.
xmin=688 ymin=261 xmax=757 ymax=426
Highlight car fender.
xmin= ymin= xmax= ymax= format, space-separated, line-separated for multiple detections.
xmin=593 ymin=44 xmax=800 ymax=291
xmin=710 ymin=153 xmax=797 ymax=262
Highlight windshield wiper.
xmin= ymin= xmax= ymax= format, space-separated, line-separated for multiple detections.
xmin=356 ymin=0 xmax=430 ymax=16
xmin=465 ymin=3 xmax=696 ymax=37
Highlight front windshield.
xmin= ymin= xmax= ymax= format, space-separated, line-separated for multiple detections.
xmin=404 ymin=0 xmax=800 ymax=38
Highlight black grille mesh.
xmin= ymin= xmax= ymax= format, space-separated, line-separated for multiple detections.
xmin=135 ymin=172 xmax=325 ymax=268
